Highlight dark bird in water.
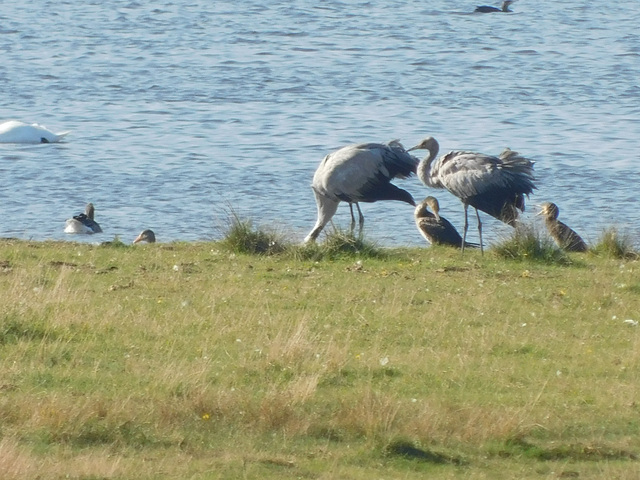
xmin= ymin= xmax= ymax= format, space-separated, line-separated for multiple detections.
xmin=409 ymin=137 xmax=536 ymax=254
xmin=133 ymin=229 xmax=156 ymax=244
xmin=64 ymin=203 xmax=102 ymax=234
xmin=415 ymin=196 xmax=478 ymax=248
xmin=475 ymin=1 xmax=514 ymax=13
xmin=538 ymin=202 xmax=588 ymax=252
xmin=304 ymin=140 xmax=420 ymax=243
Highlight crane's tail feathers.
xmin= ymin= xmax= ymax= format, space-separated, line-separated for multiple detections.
xmin=385 ymin=139 xmax=403 ymax=148
xmin=383 ymin=140 xmax=421 ymax=178
xmin=498 ymin=149 xmax=537 ymax=198
xmin=499 ymin=149 xmax=536 ymax=175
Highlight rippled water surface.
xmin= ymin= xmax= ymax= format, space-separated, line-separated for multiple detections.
xmin=1 ymin=0 xmax=639 ymax=246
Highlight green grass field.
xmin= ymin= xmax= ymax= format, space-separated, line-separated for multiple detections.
xmin=1 ymin=233 xmax=639 ymax=479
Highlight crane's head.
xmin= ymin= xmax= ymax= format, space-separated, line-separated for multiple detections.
xmin=537 ymin=202 xmax=559 ymax=220
xmin=408 ymin=136 xmax=439 ymax=154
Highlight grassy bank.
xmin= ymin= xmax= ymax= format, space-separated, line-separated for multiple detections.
xmin=1 ymin=235 xmax=639 ymax=479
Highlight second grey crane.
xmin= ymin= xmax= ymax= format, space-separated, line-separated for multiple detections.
xmin=408 ymin=137 xmax=536 ymax=253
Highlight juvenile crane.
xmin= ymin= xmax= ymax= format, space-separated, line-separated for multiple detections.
xmin=304 ymin=140 xmax=420 ymax=243
xmin=414 ymin=196 xmax=476 ymax=248
xmin=64 ymin=203 xmax=102 ymax=234
xmin=409 ymin=137 xmax=536 ymax=253
xmin=538 ymin=202 xmax=588 ymax=252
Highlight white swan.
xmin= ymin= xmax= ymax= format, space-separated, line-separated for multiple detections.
xmin=0 ymin=120 xmax=70 ymax=144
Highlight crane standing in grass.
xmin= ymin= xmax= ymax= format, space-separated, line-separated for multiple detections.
xmin=304 ymin=140 xmax=420 ymax=243
xmin=408 ymin=137 xmax=536 ymax=253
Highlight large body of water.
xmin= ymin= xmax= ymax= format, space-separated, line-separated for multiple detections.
xmin=1 ymin=1 xmax=639 ymax=247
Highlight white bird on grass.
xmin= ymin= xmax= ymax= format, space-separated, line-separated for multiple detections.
xmin=409 ymin=137 xmax=536 ymax=253
xmin=304 ymin=139 xmax=420 ymax=243
xmin=0 ymin=120 xmax=70 ymax=144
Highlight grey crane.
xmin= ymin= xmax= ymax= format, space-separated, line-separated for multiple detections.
xmin=538 ymin=202 xmax=588 ymax=252
xmin=475 ymin=1 xmax=514 ymax=13
xmin=414 ymin=196 xmax=477 ymax=248
xmin=304 ymin=140 xmax=420 ymax=243
xmin=408 ymin=137 xmax=536 ymax=253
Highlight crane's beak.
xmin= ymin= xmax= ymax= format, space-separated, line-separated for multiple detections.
xmin=133 ymin=233 xmax=144 ymax=244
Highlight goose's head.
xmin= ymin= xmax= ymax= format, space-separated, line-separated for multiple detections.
xmin=133 ymin=229 xmax=156 ymax=244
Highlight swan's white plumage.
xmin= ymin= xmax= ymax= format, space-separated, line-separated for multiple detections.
xmin=0 ymin=120 xmax=70 ymax=144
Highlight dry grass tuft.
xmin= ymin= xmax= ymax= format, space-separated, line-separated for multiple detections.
xmin=591 ymin=227 xmax=639 ymax=259
xmin=220 ymin=211 xmax=288 ymax=255
xmin=492 ymin=224 xmax=571 ymax=264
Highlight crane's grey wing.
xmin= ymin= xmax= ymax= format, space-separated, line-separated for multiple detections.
xmin=311 ymin=143 xmax=418 ymax=202
xmin=434 ymin=150 xmax=535 ymax=199
xmin=350 ymin=140 xmax=419 ymax=178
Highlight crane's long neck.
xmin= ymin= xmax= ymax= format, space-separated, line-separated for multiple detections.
xmin=417 ymin=145 xmax=439 ymax=188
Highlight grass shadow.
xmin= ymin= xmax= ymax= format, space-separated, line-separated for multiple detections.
xmin=383 ymin=439 xmax=466 ymax=465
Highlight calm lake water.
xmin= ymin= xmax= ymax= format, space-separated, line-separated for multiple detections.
xmin=1 ymin=0 xmax=639 ymax=247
